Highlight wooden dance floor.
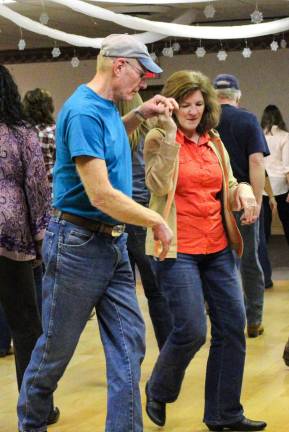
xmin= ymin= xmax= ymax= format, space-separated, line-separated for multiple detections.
xmin=1 ymin=280 xmax=289 ymax=432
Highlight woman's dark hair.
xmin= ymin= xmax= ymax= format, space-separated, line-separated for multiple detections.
xmin=261 ymin=105 xmax=287 ymax=133
xmin=23 ymin=88 xmax=55 ymax=126
xmin=0 ymin=65 xmax=26 ymax=129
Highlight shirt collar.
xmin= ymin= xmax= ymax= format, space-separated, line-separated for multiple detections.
xmin=176 ymin=129 xmax=210 ymax=146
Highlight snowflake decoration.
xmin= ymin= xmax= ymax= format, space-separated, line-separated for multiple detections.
xmin=162 ymin=47 xmax=168 ymax=57
xmin=172 ymin=42 xmax=181 ymax=52
xmin=167 ymin=47 xmax=174 ymax=57
xmin=162 ymin=47 xmax=174 ymax=57
xmin=71 ymin=56 xmax=80 ymax=68
xmin=270 ymin=40 xmax=279 ymax=52
xmin=51 ymin=47 xmax=61 ymax=58
xmin=250 ymin=9 xmax=263 ymax=24
xmin=150 ymin=52 xmax=158 ymax=62
xmin=280 ymin=39 xmax=287 ymax=49
xmin=242 ymin=47 xmax=252 ymax=58
xmin=195 ymin=46 xmax=206 ymax=58
xmin=217 ymin=49 xmax=228 ymax=61
xmin=18 ymin=38 xmax=26 ymax=51
xmin=204 ymin=4 xmax=216 ymax=19
xmin=39 ymin=12 xmax=49 ymax=25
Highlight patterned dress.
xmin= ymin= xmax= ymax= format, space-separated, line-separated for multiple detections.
xmin=0 ymin=124 xmax=50 ymax=261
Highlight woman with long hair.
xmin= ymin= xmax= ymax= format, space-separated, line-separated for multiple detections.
xmin=23 ymin=88 xmax=56 ymax=195
xmin=144 ymin=70 xmax=266 ymax=431
xmin=0 ymin=66 xmax=59 ymax=424
xmin=261 ymin=105 xmax=289 ymax=244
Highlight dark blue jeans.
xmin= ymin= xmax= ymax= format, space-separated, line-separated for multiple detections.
xmin=234 ymin=213 xmax=265 ymax=325
xmin=148 ymin=247 xmax=246 ymax=426
xmin=18 ymin=217 xmax=145 ymax=432
xmin=126 ymin=224 xmax=172 ymax=349
xmin=258 ymin=201 xmax=273 ymax=287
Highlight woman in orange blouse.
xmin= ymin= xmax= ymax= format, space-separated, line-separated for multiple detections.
xmin=144 ymin=71 xmax=266 ymax=432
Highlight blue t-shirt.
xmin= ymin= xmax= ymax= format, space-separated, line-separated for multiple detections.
xmin=53 ymin=85 xmax=132 ymax=224
xmin=217 ymin=104 xmax=270 ymax=183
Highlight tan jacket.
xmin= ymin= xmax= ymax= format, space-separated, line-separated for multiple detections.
xmin=144 ymin=128 xmax=243 ymax=258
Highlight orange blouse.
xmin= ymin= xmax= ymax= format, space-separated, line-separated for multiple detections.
xmin=175 ymin=130 xmax=228 ymax=254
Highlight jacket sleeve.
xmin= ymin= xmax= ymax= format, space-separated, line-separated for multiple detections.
xmin=144 ymin=128 xmax=179 ymax=196
xmin=21 ymin=129 xmax=51 ymax=241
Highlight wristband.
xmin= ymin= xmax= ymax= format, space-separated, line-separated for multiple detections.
xmin=133 ymin=108 xmax=146 ymax=122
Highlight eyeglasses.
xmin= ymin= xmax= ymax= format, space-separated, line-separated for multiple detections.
xmin=124 ymin=60 xmax=152 ymax=80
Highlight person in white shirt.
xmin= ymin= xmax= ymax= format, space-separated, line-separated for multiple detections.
xmin=261 ymin=105 xmax=289 ymax=245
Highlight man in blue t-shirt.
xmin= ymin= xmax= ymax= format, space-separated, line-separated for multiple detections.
xmin=18 ymin=34 xmax=177 ymax=432
xmin=214 ymin=74 xmax=269 ymax=339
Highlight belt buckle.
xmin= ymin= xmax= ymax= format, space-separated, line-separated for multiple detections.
xmin=111 ymin=224 xmax=125 ymax=237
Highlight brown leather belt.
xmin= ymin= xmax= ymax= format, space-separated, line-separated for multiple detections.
xmin=53 ymin=210 xmax=125 ymax=237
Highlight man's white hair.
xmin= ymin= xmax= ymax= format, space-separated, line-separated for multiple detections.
xmin=215 ymin=88 xmax=242 ymax=102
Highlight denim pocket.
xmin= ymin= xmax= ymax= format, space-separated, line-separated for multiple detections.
xmin=60 ymin=227 xmax=94 ymax=248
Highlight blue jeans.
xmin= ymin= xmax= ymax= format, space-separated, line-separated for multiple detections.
xmin=234 ymin=212 xmax=265 ymax=325
xmin=148 ymin=248 xmax=246 ymax=425
xmin=126 ymin=224 xmax=172 ymax=349
xmin=18 ymin=217 xmax=145 ymax=432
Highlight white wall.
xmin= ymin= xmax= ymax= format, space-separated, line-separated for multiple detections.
xmin=7 ymin=48 xmax=289 ymax=122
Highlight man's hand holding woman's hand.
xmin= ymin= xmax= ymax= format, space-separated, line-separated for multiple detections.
xmin=138 ymin=94 xmax=178 ymax=120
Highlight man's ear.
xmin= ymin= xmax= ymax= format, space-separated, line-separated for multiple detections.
xmin=112 ymin=58 xmax=125 ymax=77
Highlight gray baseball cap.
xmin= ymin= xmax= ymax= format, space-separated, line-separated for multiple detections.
xmin=100 ymin=33 xmax=162 ymax=74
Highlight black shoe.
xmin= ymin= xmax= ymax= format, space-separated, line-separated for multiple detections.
xmin=47 ymin=406 xmax=60 ymax=426
xmin=206 ymin=417 xmax=267 ymax=431
xmin=145 ymin=383 xmax=166 ymax=427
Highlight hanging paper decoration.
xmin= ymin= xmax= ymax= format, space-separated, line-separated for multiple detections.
xmin=172 ymin=41 xmax=180 ymax=52
xmin=242 ymin=47 xmax=252 ymax=58
xmin=150 ymin=52 xmax=158 ymax=61
xmin=39 ymin=12 xmax=49 ymax=25
xmin=250 ymin=8 xmax=263 ymax=24
xmin=162 ymin=46 xmax=174 ymax=57
xmin=71 ymin=55 xmax=80 ymax=67
xmin=280 ymin=38 xmax=287 ymax=48
xmin=217 ymin=49 xmax=227 ymax=61
xmin=18 ymin=38 xmax=26 ymax=50
xmin=0 ymin=2 xmax=288 ymax=50
xmin=195 ymin=46 xmax=206 ymax=58
xmin=51 ymin=46 xmax=61 ymax=57
xmin=204 ymin=4 xmax=216 ymax=19
xmin=270 ymin=40 xmax=278 ymax=51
